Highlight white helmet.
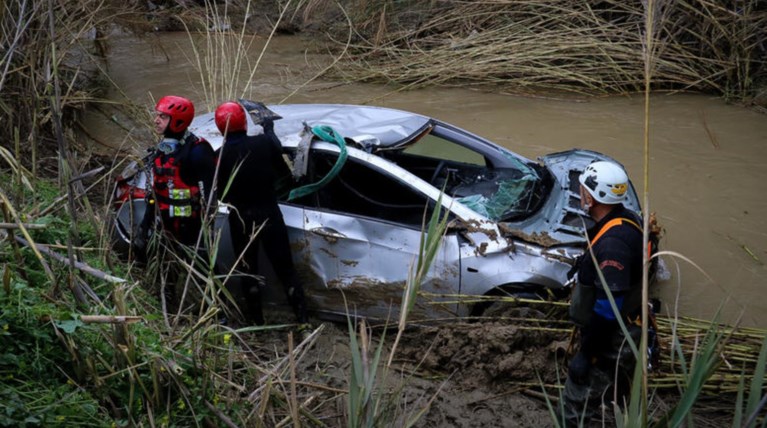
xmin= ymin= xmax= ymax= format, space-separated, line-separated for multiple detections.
xmin=579 ymin=161 xmax=629 ymax=205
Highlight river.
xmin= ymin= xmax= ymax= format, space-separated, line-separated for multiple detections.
xmin=90 ymin=31 xmax=767 ymax=328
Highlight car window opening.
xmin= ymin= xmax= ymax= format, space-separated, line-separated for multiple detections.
xmin=286 ymin=151 xmax=438 ymax=227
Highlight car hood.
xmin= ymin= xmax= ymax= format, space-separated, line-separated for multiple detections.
xmin=500 ymin=149 xmax=642 ymax=247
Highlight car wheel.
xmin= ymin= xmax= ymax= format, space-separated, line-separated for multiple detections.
xmin=470 ymin=284 xmax=549 ymax=320
xmin=481 ymin=300 xmax=547 ymax=320
xmin=111 ymin=198 xmax=147 ymax=259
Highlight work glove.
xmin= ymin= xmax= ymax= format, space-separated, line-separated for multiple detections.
xmin=262 ymin=118 xmax=274 ymax=134
xmin=296 ymin=322 xmax=313 ymax=342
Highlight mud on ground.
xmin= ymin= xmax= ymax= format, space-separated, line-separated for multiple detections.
xmin=247 ymin=307 xmax=570 ymax=427
xmin=242 ymin=305 xmax=739 ymax=428
xmin=394 ymin=322 xmax=566 ymax=427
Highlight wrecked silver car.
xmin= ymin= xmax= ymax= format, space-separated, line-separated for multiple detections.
xmin=114 ymin=103 xmax=642 ymax=322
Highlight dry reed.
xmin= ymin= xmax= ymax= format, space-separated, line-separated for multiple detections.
xmin=317 ymin=0 xmax=766 ymax=102
xmin=425 ymin=292 xmax=767 ymax=397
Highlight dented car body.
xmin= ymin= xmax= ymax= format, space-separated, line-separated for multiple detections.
xmin=115 ymin=103 xmax=641 ymax=322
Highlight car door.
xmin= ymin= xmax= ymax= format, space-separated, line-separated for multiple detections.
xmin=294 ymin=149 xmax=462 ymax=321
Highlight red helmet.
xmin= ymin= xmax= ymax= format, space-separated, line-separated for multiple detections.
xmin=215 ymin=101 xmax=247 ymax=134
xmin=155 ymin=95 xmax=195 ymax=134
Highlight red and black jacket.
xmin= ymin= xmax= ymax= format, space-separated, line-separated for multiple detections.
xmin=151 ymin=133 xmax=215 ymax=219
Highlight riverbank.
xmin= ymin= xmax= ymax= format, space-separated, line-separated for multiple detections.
xmin=3 ymin=0 xmax=765 ymax=177
xmin=122 ymin=1 xmax=767 ymax=109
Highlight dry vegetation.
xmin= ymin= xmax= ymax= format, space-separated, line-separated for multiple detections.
xmin=0 ymin=0 xmax=120 ymax=176
xmin=297 ymin=0 xmax=767 ymax=107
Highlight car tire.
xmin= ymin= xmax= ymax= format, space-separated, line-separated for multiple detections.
xmin=111 ymin=198 xmax=147 ymax=259
xmin=470 ymin=284 xmax=550 ymax=320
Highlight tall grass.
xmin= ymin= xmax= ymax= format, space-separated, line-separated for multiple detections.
xmin=180 ymin=0 xmax=293 ymax=110
xmin=0 ymin=0 xmax=130 ymax=173
xmin=0 ymin=2 xmax=335 ymax=425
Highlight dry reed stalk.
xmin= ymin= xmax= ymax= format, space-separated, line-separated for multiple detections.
xmin=80 ymin=315 xmax=143 ymax=323
xmin=180 ymin=0 xmax=294 ymax=109
xmin=0 ymin=222 xmax=46 ymax=229
xmin=0 ymin=188 xmax=56 ymax=283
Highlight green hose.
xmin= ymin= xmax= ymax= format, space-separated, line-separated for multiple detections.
xmin=287 ymin=125 xmax=348 ymax=201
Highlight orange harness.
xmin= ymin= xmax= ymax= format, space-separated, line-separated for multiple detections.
xmin=589 ymin=217 xmax=651 ymax=258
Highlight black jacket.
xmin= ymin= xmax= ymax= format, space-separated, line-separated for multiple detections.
xmin=216 ymin=131 xmax=287 ymax=219
xmin=578 ymin=205 xmax=644 ymax=294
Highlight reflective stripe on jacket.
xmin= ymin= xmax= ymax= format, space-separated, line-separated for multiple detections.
xmin=152 ymin=135 xmax=202 ymax=218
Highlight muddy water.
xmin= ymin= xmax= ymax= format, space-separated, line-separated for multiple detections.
xmin=96 ymin=32 xmax=767 ymax=328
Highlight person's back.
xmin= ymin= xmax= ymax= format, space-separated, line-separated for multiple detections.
xmin=216 ymin=131 xmax=280 ymax=217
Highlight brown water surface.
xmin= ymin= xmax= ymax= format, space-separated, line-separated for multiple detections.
xmin=95 ymin=32 xmax=767 ymax=328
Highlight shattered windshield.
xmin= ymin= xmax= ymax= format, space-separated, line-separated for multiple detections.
xmin=456 ymin=155 xmax=541 ymax=221
xmin=391 ymin=131 xmax=546 ymax=222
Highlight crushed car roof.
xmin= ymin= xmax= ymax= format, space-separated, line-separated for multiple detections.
xmin=191 ymin=104 xmax=431 ymax=151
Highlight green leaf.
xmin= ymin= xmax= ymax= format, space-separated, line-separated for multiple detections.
xmin=732 ymin=366 xmax=746 ymax=428
xmin=54 ymin=319 xmax=83 ymax=334
xmin=744 ymin=336 xmax=767 ymax=427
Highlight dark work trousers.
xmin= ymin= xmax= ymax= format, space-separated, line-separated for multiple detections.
xmin=561 ymin=319 xmax=640 ymax=427
xmin=160 ymin=213 xmax=204 ymax=248
xmin=228 ymin=206 xmax=307 ymax=324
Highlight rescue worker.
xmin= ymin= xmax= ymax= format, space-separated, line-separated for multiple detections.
xmin=214 ymin=101 xmax=308 ymax=325
xmin=562 ymin=160 xmax=645 ymax=427
xmin=140 ymin=95 xmax=215 ymax=247
xmin=134 ymin=95 xmax=216 ymax=308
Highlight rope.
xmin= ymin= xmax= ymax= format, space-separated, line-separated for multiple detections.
xmin=287 ymin=125 xmax=348 ymax=201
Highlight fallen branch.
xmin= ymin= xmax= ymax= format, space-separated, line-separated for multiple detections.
xmin=80 ymin=315 xmax=143 ymax=324
xmin=0 ymin=222 xmax=46 ymax=230
xmin=14 ymin=234 xmax=126 ymax=284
